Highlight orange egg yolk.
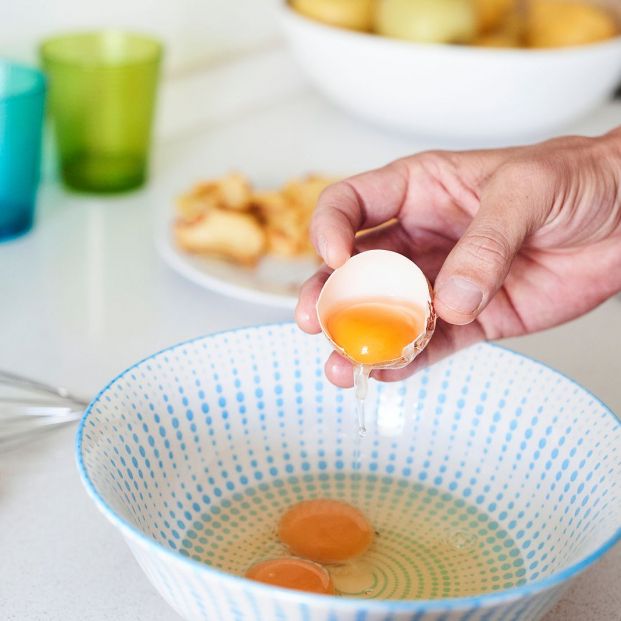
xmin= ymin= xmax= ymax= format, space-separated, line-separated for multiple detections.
xmin=245 ymin=558 xmax=335 ymax=594
xmin=325 ymin=300 xmax=423 ymax=365
xmin=278 ymin=499 xmax=374 ymax=564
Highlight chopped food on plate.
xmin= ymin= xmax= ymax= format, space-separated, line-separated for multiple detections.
xmin=174 ymin=172 xmax=336 ymax=266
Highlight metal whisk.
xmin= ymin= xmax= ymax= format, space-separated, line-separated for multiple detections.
xmin=0 ymin=370 xmax=90 ymax=449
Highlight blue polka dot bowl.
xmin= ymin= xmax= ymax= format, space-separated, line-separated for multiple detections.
xmin=77 ymin=323 xmax=620 ymax=621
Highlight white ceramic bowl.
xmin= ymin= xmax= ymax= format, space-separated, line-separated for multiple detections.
xmin=77 ymin=324 xmax=620 ymax=621
xmin=279 ymin=3 xmax=621 ymax=140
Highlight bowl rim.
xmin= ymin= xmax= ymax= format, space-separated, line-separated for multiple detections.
xmin=76 ymin=322 xmax=621 ymax=612
xmin=279 ymin=0 xmax=621 ymax=57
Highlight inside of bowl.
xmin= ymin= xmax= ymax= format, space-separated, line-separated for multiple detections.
xmin=79 ymin=325 xmax=620 ymax=597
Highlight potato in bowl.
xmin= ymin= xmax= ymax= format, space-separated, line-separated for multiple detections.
xmin=280 ymin=0 xmax=621 ymax=139
xmin=289 ymin=0 xmax=619 ymax=49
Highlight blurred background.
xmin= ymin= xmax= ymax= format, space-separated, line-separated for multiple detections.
xmin=2 ymin=0 xmax=282 ymax=71
xmin=1 ymin=2 xmax=620 ymax=621
xmin=0 ymin=0 xmax=620 ymax=432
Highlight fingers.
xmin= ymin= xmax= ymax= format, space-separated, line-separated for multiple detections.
xmin=311 ymin=160 xmax=410 ymax=269
xmin=323 ymin=321 xmax=485 ymax=387
xmin=434 ymin=162 xmax=551 ymax=325
xmin=373 ymin=320 xmax=483 ymax=382
xmin=295 ymin=267 xmax=331 ymax=334
xmin=325 ymin=351 xmax=355 ymax=388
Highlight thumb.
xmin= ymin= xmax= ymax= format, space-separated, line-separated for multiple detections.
xmin=433 ymin=165 xmax=548 ymax=325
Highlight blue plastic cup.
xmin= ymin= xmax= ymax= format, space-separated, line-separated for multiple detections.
xmin=0 ymin=61 xmax=46 ymax=241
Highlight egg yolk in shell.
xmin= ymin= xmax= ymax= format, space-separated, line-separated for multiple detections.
xmin=325 ymin=299 xmax=424 ymax=365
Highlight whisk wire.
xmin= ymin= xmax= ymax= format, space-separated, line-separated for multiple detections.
xmin=0 ymin=369 xmax=90 ymax=449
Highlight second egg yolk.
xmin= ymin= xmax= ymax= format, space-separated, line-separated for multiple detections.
xmin=325 ymin=300 xmax=423 ymax=365
xmin=245 ymin=558 xmax=335 ymax=595
xmin=278 ymin=499 xmax=374 ymax=564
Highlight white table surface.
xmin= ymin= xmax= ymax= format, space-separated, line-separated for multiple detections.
xmin=1 ymin=55 xmax=620 ymax=620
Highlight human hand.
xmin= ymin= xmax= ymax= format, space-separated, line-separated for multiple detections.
xmin=296 ymin=131 xmax=621 ymax=387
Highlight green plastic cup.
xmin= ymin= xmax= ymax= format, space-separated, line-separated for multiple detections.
xmin=40 ymin=31 xmax=162 ymax=193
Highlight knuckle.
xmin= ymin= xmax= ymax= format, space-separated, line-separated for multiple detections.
xmin=313 ymin=186 xmax=346 ymax=223
xmin=315 ymin=182 xmax=343 ymax=210
xmin=408 ymin=150 xmax=451 ymax=171
xmin=462 ymin=227 xmax=512 ymax=271
xmin=499 ymin=159 xmax=552 ymax=185
xmin=492 ymin=158 xmax=559 ymax=225
xmin=546 ymin=134 xmax=594 ymax=153
xmin=496 ymin=155 xmax=562 ymax=195
xmin=401 ymin=151 xmax=456 ymax=189
xmin=315 ymin=180 xmax=362 ymax=226
xmin=415 ymin=149 xmax=444 ymax=162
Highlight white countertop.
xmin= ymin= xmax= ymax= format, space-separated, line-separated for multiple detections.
xmin=1 ymin=50 xmax=620 ymax=620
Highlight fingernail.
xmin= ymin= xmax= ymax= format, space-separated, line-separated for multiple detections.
xmin=318 ymin=235 xmax=330 ymax=265
xmin=436 ymin=277 xmax=483 ymax=315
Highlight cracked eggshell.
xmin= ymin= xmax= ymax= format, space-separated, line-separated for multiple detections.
xmin=316 ymin=250 xmax=436 ymax=369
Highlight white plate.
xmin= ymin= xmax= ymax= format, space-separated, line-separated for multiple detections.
xmin=156 ymin=218 xmax=318 ymax=309
xmin=150 ymin=81 xmax=418 ymax=310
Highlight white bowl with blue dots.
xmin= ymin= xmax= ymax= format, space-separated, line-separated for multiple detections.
xmin=77 ymin=323 xmax=620 ymax=621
